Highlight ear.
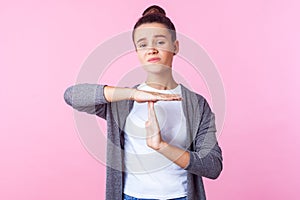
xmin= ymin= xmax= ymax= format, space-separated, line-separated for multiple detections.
xmin=173 ymin=40 xmax=179 ymax=55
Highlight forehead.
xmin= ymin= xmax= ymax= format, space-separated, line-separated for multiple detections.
xmin=134 ymin=23 xmax=172 ymax=42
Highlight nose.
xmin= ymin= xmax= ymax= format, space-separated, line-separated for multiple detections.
xmin=147 ymin=47 xmax=158 ymax=55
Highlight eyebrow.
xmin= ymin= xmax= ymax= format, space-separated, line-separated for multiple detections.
xmin=136 ymin=35 xmax=167 ymax=44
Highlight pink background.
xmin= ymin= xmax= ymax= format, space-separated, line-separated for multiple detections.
xmin=1 ymin=0 xmax=300 ymax=199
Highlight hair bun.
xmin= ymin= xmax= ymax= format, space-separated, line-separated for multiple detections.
xmin=142 ymin=5 xmax=166 ymax=16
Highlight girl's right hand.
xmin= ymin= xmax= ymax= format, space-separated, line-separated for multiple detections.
xmin=131 ymin=89 xmax=182 ymax=103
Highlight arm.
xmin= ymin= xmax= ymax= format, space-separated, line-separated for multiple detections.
xmin=184 ymin=99 xmax=223 ymax=179
xmin=63 ymin=84 xmax=109 ymax=118
xmin=104 ymin=85 xmax=182 ymax=103
xmin=145 ymin=102 xmax=190 ymax=168
xmin=64 ymin=84 xmax=182 ymax=118
xmin=146 ymin=100 xmax=223 ymax=179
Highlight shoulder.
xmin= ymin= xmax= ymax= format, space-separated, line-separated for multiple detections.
xmin=180 ymin=84 xmax=208 ymax=105
xmin=132 ymin=84 xmax=140 ymax=89
xmin=180 ymin=84 xmax=214 ymax=118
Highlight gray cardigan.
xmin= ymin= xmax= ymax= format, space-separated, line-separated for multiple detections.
xmin=64 ymin=83 xmax=223 ymax=200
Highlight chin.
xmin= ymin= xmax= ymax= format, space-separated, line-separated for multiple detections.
xmin=142 ymin=64 xmax=171 ymax=74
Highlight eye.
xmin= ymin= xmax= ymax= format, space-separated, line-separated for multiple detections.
xmin=157 ymin=40 xmax=166 ymax=45
xmin=138 ymin=43 xmax=147 ymax=48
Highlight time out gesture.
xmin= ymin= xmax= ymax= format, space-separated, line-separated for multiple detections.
xmin=104 ymin=85 xmax=190 ymax=168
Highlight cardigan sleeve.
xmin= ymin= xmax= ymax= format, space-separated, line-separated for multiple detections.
xmin=63 ymin=83 xmax=109 ymax=119
xmin=184 ymin=98 xmax=223 ymax=179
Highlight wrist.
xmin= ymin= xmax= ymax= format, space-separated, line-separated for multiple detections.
xmin=129 ymin=89 xmax=138 ymax=101
xmin=157 ymin=141 xmax=169 ymax=152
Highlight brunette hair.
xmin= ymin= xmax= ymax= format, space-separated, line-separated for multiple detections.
xmin=133 ymin=5 xmax=177 ymax=42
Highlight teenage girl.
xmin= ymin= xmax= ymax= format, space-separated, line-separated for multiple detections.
xmin=64 ymin=5 xmax=222 ymax=200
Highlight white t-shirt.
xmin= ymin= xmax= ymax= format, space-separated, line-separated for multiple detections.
xmin=123 ymin=83 xmax=187 ymax=199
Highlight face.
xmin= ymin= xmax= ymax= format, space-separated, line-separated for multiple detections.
xmin=133 ymin=23 xmax=179 ymax=73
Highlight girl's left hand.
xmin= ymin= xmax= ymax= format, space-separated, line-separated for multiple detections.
xmin=145 ymin=102 xmax=166 ymax=150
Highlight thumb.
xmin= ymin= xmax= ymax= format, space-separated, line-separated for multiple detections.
xmin=145 ymin=120 xmax=150 ymax=127
xmin=147 ymin=101 xmax=155 ymax=118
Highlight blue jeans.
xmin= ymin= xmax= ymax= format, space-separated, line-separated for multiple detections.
xmin=123 ymin=193 xmax=187 ymax=200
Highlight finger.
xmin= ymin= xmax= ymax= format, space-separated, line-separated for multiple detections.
xmin=169 ymin=96 xmax=182 ymax=101
xmin=145 ymin=120 xmax=150 ymax=128
xmin=159 ymin=94 xmax=182 ymax=101
xmin=149 ymin=101 xmax=154 ymax=109
xmin=148 ymin=101 xmax=158 ymax=122
xmin=147 ymin=101 xmax=153 ymax=120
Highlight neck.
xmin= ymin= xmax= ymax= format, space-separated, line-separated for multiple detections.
xmin=145 ymin=70 xmax=178 ymax=90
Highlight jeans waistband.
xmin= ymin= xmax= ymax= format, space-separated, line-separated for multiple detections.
xmin=123 ymin=193 xmax=187 ymax=200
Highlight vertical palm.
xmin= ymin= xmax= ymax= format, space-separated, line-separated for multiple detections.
xmin=145 ymin=102 xmax=164 ymax=150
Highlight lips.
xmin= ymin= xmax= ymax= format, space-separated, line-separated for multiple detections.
xmin=147 ymin=57 xmax=161 ymax=63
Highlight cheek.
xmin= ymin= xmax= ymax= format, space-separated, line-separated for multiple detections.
xmin=161 ymin=51 xmax=173 ymax=60
xmin=137 ymin=52 xmax=145 ymax=63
